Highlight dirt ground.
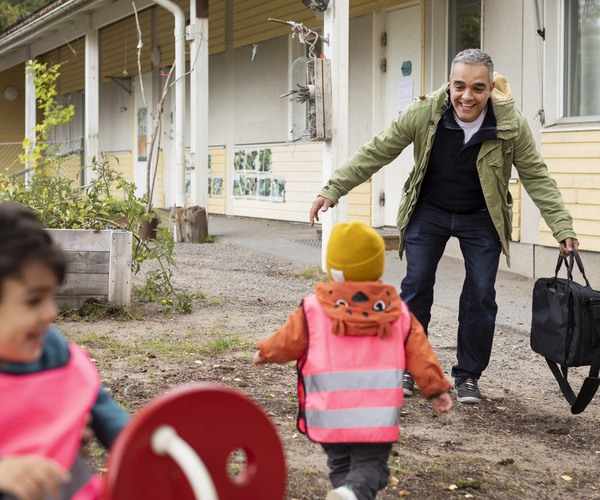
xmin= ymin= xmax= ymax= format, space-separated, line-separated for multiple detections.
xmin=59 ymin=226 xmax=600 ymax=499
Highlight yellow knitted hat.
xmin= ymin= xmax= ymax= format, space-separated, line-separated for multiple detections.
xmin=326 ymin=221 xmax=385 ymax=282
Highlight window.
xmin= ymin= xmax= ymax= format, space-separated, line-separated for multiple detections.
xmin=564 ymin=0 xmax=600 ymax=118
xmin=448 ymin=0 xmax=481 ymax=69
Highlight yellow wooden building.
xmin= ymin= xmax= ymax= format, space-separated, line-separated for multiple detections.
xmin=0 ymin=0 xmax=599 ymax=279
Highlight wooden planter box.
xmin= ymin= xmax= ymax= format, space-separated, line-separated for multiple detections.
xmin=46 ymin=229 xmax=132 ymax=308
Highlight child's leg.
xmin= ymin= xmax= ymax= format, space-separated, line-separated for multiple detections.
xmin=321 ymin=443 xmax=351 ymax=487
xmin=344 ymin=443 xmax=392 ymax=500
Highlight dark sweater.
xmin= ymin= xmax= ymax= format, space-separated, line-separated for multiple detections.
xmin=420 ymin=98 xmax=498 ymax=213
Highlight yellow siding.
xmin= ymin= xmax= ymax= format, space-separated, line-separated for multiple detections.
xmin=208 ymin=146 xmax=226 ymax=214
xmin=231 ymin=142 xmax=323 ymax=222
xmin=209 ymin=0 xmax=227 ymax=54
xmin=233 ymin=1 xmax=320 ymax=48
xmin=157 ymin=0 xmax=226 ymax=63
xmin=58 ymin=40 xmax=85 ymax=94
xmin=541 ymin=129 xmax=600 ymax=251
xmin=38 ymin=43 xmax=85 ymax=94
xmin=101 ymin=10 xmax=152 ymax=82
xmin=509 ymin=181 xmax=521 ymax=241
xmin=105 ymin=152 xmax=133 ymax=184
xmin=348 ymin=181 xmax=372 ymax=225
xmin=232 ymin=0 xmax=413 ymax=48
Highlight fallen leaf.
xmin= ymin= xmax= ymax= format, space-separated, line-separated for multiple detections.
xmin=233 ymin=378 xmax=242 ymax=381
xmin=465 ymin=495 xmax=474 ymax=499
xmin=448 ymin=484 xmax=458 ymax=490
xmin=389 ymin=476 xmax=399 ymax=485
xmin=398 ymin=490 xmax=410 ymax=496
xmin=561 ymin=475 xmax=573 ymax=481
xmin=496 ymin=406 xmax=506 ymax=410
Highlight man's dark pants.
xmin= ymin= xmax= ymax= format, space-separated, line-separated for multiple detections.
xmin=400 ymin=201 xmax=502 ymax=379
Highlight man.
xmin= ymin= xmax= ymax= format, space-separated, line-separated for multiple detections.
xmin=309 ymin=49 xmax=579 ymax=404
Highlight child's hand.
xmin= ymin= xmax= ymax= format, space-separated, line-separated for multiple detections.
xmin=253 ymin=351 xmax=267 ymax=369
xmin=0 ymin=455 xmax=70 ymax=500
xmin=430 ymin=392 xmax=453 ymax=415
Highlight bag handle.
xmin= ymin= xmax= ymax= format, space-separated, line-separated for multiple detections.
xmin=555 ymin=248 xmax=591 ymax=287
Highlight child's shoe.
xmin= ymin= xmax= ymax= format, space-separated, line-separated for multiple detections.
xmin=326 ymin=485 xmax=358 ymax=500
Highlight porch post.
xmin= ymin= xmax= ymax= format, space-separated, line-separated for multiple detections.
xmin=24 ymin=61 xmax=36 ymax=184
xmin=85 ymin=27 xmax=100 ymax=180
xmin=321 ymin=1 xmax=350 ymax=270
xmin=189 ymin=0 xmax=209 ymax=210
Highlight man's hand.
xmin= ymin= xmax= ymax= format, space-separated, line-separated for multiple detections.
xmin=559 ymin=237 xmax=580 ymax=257
xmin=0 ymin=455 xmax=70 ymax=500
xmin=430 ymin=392 xmax=453 ymax=415
xmin=309 ymin=196 xmax=333 ymax=226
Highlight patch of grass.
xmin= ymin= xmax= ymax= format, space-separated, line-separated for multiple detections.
xmin=453 ymin=478 xmax=481 ymax=489
xmin=76 ymin=332 xmax=134 ymax=357
xmin=199 ymin=235 xmax=215 ymax=243
xmin=289 ymin=266 xmax=328 ymax=281
xmin=202 ymin=329 xmax=253 ymax=354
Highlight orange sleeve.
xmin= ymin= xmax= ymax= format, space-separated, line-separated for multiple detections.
xmin=405 ymin=313 xmax=452 ymax=399
xmin=257 ymin=307 xmax=307 ymax=364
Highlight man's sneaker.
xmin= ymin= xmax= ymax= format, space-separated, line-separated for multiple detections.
xmin=403 ymin=371 xmax=415 ymax=397
xmin=455 ymin=376 xmax=482 ymax=404
xmin=326 ymin=486 xmax=358 ymax=500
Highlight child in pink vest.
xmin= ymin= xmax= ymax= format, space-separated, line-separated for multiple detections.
xmin=0 ymin=202 xmax=129 ymax=500
xmin=253 ymin=221 xmax=452 ymax=500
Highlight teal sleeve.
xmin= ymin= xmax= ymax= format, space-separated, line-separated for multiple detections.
xmin=91 ymin=387 xmax=130 ymax=449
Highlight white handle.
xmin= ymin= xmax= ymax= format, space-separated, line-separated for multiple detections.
xmin=151 ymin=425 xmax=219 ymax=500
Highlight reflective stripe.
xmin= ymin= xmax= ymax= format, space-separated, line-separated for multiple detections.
xmin=305 ymin=407 xmax=400 ymax=429
xmin=304 ymin=369 xmax=404 ymax=394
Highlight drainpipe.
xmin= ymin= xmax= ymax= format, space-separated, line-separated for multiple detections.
xmin=153 ymin=0 xmax=186 ymax=208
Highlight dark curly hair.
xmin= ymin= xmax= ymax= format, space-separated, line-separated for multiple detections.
xmin=0 ymin=202 xmax=66 ymax=291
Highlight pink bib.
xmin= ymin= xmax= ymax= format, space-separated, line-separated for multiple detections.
xmin=0 ymin=343 xmax=102 ymax=498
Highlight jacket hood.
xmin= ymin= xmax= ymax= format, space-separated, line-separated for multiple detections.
xmin=315 ymin=281 xmax=402 ymax=339
xmin=492 ymin=72 xmax=513 ymax=102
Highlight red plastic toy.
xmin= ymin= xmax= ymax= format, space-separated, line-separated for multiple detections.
xmin=101 ymin=382 xmax=287 ymax=499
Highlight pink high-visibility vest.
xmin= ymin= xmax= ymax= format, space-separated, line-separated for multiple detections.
xmin=298 ymin=293 xmax=411 ymax=443
xmin=0 ymin=344 xmax=103 ymax=499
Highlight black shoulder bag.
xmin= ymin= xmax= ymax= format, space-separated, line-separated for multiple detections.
xmin=530 ymin=248 xmax=600 ymax=414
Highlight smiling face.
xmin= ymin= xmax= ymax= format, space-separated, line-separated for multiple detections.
xmin=0 ymin=261 xmax=59 ymax=363
xmin=449 ymin=62 xmax=494 ymax=123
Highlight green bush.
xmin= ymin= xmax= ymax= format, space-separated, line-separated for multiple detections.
xmin=0 ymin=155 xmax=192 ymax=315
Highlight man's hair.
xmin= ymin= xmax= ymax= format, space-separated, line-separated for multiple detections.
xmin=450 ymin=49 xmax=494 ymax=83
xmin=0 ymin=202 xmax=66 ymax=290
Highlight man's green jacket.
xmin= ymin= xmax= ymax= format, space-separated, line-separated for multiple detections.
xmin=318 ymin=76 xmax=576 ymax=266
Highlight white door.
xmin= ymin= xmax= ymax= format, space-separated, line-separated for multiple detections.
xmin=378 ymin=4 xmax=422 ymax=227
